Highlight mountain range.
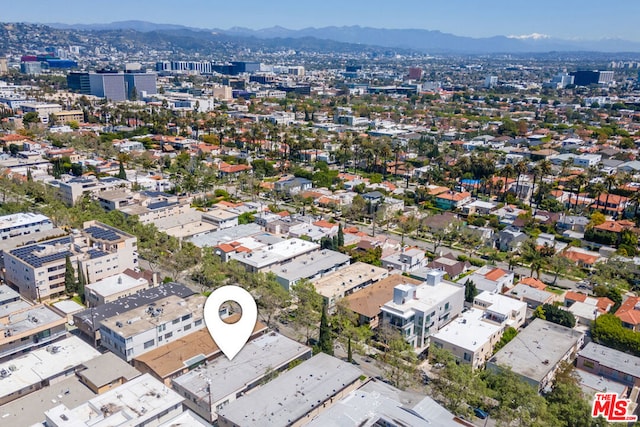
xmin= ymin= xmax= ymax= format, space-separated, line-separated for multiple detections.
xmin=46 ymin=20 xmax=640 ymax=53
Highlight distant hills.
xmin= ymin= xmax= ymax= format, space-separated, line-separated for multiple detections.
xmin=45 ymin=21 xmax=640 ymax=53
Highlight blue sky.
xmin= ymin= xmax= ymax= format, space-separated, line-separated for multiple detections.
xmin=3 ymin=0 xmax=640 ymax=41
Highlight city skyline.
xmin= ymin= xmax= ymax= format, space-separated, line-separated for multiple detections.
xmin=2 ymin=0 xmax=640 ymax=43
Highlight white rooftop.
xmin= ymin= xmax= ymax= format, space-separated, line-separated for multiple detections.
xmin=228 ymin=238 xmax=319 ymax=269
xmin=0 ymin=212 xmax=51 ymax=230
xmin=85 ymin=273 xmax=149 ymax=299
xmin=0 ymin=336 xmax=100 ymax=401
xmin=475 ymin=291 xmax=527 ymax=317
xmin=431 ymin=308 xmax=503 ymax=352
xmin=44 ymin=373 xmax=184 ymax=427
xmin=382 ymin=280 xmax=462 ymax=318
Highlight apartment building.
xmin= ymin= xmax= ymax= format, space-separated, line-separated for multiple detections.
xmin=463 ymin=265 xmax=515 ymax=293
xmin=380 ymin=270 xmax=465 ymax=352
xmin=0 ymin=304 xmax=67 ymax=361
xmin=218 ymin=353 xmax=364 ymax=427
xmin=172 ymin=333 xmax=311 ymax=423
xmin=431 ymin=308 xmax=505 ymax=369
xmin=227 ymin=238 xmax=319 ymax=273
xmin=99 ymin=294 xmax=206 ymax=362
xmin=44 ymin=374 xmax=184 ymax=427
xmin=313 ymin=262 xmax=389 ymax=309
xmin=473 ymin=291 xmax=527 ymax=329
xmin=84 ymin=270 xmax=153 ymax=307
xmin=53 ymin=176 xmax=130 ymax=206
xmin=4 ymin=221 xmax=137 ymax=302
xmin=0 ymin=212 xmax=53 ymax=241
xmin=269 ymin=249 xmax=350 ymax=291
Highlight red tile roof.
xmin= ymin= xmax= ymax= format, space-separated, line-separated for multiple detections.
xmin=485 ymin=268 xmax=506 ymax=282
xmin=519 ymin=277 xmax=547 ymax=290
xmin=616 ymin=297 xmax=640 ymax=326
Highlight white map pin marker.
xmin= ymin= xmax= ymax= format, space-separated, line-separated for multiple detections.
xmin=204 ymin=285 xmax=257 ymax=360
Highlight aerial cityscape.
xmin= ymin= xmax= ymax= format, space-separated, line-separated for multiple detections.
xmin=0 ymin=3 xmax=639 ymax=426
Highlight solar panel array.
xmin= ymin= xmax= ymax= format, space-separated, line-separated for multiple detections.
xmin=85 ymin=226 xmax=120 ymax=242
xmin=87 ymin=248 xmax=108 ymax=259
xmin=9 ymin=236 xmax=72 ymax=268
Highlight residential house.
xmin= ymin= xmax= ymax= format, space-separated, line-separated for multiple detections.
xmin=462 ymin=265 xmax=515 ymax=293
xmin=435 ymin=191 xmax=472 ymax=210
xmin=505 ymin=284 xmax=556 ymax=309
xmin=425 ymin=253 xmax=471 ymax=280
xmin=497 ymin=226 xmax=528 ymax=252
xmin=615 ymin=296 xmax=640 ymax=331
xmin=591 ymin=194 xmax=630 ymax=216
xmin=381 ymin=247 xmax=427 ymax=272
xmin=274 ymin=176 xmax=312 ymax=196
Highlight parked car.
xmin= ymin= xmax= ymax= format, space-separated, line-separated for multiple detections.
xmin=474 ymin=408 xmax=489 ymax=419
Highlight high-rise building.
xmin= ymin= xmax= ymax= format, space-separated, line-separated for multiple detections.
xmin=570 ymin=70 xmax=614 ymax=86
xmin=484 ymin=75 xmax=498 ymax=88
xmin=0 ymin=57 xmax=7 ymax=75
xmin=67 ymin=71 xmax=91 ymax=94
xmin=68 ymin=70 xmax=157 ymax=101
xmin=408 ymin=67 xmax=423 ymax=80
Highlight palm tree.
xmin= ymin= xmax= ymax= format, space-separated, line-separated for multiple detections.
xmin=514 ymin=159 xmax=528 ymax=200
xmin=602 ymin=174 xmax=618 ymax=214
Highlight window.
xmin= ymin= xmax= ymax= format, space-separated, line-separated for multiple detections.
xmin=463 ymin=352 xmax=471 ymax=362
xmin=143 ymin=339 xmax=155 ymax=349
xmin=445 ymin=302 xmax=450 ymax=311
xmin=182 ymin=314 xmax=192 ymax=322
xmin=172 ymin=318 xmax=180 ymax=325
xmin=184 ymin=324 xmax=191 ymax=331
xmin=582 ymin=360 xmax=594 ymax=369
xmin=165 ymin=332 xmax=173 ymax=340
xmin=195 ymin=319 xmax=203 ymax=327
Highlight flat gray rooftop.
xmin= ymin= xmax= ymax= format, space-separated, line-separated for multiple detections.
xmin=77 ymin=352 xmax=141 ymax=388
xmin=578 ymin=342 xmax=640 ymax=379
xmin=488 ymin=318 xmax=583 ymax=384
xmin=218 ymin=353 xmax=363 ymax=427
xmin=172 ymin=332 xmax=311 ymax=405
xmin=0 ymin=376 xmax=95 ymax=426
xmin=188 ymin=223 xmax=262 ymax=248
xmin=306 ymin=380 xmax=458 ymax=427
xmin=73 ymin=282 xmax=194 ymax=334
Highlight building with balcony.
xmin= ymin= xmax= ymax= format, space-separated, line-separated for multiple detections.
xmin=473 ymin=291 xmax=527 ymax=329
xmin=73 ymin=282 xmax=194 ymax=346
xmin=380 ymin=270 xmax=464 ymax=352
xmin=381 ymin=247 xmax=427 ymax=273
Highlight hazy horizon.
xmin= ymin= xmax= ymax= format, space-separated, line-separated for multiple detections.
xmin=2 ymin=0 xmax=640 ymax=42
